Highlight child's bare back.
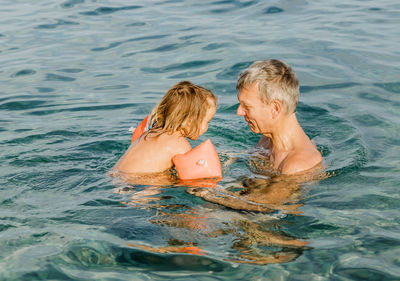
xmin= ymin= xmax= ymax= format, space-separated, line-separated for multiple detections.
xmin=113 ymin=131 xmax=191 ymax=175
xmin=112 ymin=81 xmax=217 ymax=181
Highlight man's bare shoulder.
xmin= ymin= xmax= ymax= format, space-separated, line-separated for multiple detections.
xmin=280 ymin=149 xmax=322 ymax=175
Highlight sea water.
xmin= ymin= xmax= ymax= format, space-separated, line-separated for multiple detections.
xmin=1 ymin=0 xmax=400 ymax=280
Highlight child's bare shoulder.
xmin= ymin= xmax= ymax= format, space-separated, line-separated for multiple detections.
xmin=175 ymin=136 xmax=192 ymax=154
xmin=153 ymin=132 xmax=192 ymax=155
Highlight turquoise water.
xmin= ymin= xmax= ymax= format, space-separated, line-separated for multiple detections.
xmin=1 ymin=0 xmax=400 ymax=280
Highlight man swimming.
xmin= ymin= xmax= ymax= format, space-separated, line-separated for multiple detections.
xmin=187 ymin=59 xmax=324 ymax=212
xmin=236 ymin=59 xmax=322 ymax=174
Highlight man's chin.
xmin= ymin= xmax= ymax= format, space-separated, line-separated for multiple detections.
xmin=248 ymin=125 xmax=260 ymax=134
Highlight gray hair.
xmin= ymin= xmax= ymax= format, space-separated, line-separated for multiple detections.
xmin=236 ymin=59 xmax=299 ymax=114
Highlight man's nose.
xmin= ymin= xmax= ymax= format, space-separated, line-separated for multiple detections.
xmin=237 ymin=104 xmax=245 ymax=116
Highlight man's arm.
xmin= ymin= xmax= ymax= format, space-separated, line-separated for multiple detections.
xmin=186 ymin=187 xmax=273 ymax=212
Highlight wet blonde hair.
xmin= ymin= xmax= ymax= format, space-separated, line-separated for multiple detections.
xmin=237 ymin=59 xmax=299 ymax=114
xmin=148 ymin=81 xmax=217 ymax=139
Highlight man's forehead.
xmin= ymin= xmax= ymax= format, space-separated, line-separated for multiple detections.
xmin=237 ymin=82 xmax=260 ymax=101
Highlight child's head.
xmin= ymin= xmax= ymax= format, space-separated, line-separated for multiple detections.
xmin=149 ymin=81 xmax=217 ymax=139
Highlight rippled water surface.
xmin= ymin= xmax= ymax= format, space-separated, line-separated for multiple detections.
xmin=1 ymin=0 xmax=400 ymax=280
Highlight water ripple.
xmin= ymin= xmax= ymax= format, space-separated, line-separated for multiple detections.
xmin=333 ymin=259 xmax=400 ymax=280
xmin=93 ymin=85 xmax=130 ymax=91
xmin=59 ymin=241 xmax=229 ymax=276
xmin=264 ymin=6 xmax=284 ymax=14
xmin=202 ymin=42 xmax=231 ymax=51
xmin=4 ymin=130 xmax=97 ymax=145
xmin=27 ymin=103 xmax=137 ymax=116
xmin=45 ymin=73 xmax=75 ymax=82
xmin=300 ymin=82 xmax=360 ymax=93
xmin=12 ymin=69 xmax=36 ymax=77
xmin=216 ymin=61 xmax=253 ymax=80
xmin=61 ymin=0 xmax=84 ymax=9
xmin=57 ymin=68 xmax=83 ymax=73
xmin=141 ymin=59 xmax=221 ymax=73
xmin=144 ymin=43 xmax=183 ymax=53
xmin=35 ymin=19 xmax=79 ymax=29
xmin=91 ymin=34 xmax=168 ymax=52
xmin=374 ymin=81 xmax=400 ymax=93
xmin=33 ymin=90 xmax=56 ymax=97
xmin=297 ymin=102 xmax=368 ymax=175
xmin=0 ymin=100 xmax=47 ymax=111
xmin=80 ymin=5 xmax=143 ymax=16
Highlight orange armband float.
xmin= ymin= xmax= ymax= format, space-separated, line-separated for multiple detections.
xmin=131 ymin=115 xmax=149 ymax=144
xmin=173 ymin=139 xmax=222 ymax=180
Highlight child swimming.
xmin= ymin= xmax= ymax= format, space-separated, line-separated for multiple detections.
xmin=113 ymin=81 xmax=217 ymax=180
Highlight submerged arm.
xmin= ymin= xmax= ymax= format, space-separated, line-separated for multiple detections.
xmin=186 ymin=187 xmax=274 ymax=212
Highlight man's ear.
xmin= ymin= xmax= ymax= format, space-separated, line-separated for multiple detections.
xmin=271 ymin=100 xmax=283 ymax=119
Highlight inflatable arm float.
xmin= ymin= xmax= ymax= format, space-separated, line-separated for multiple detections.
xmin=173 ymin=139 xmax=222 ymax=180
xmin=131 ymin=115 xmax=150 ymax=143
xmin=130 ymin=116 xmax=222 ymax=180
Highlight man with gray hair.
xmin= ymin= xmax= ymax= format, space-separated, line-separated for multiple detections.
xmin=236 ymin=59 xmax=322 ymax=174
xmin=186 ymin=59 xmax=324 ymax=213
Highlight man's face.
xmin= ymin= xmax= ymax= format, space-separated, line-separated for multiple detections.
xmin=237 ymin=82 xmax=272 ymax=134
